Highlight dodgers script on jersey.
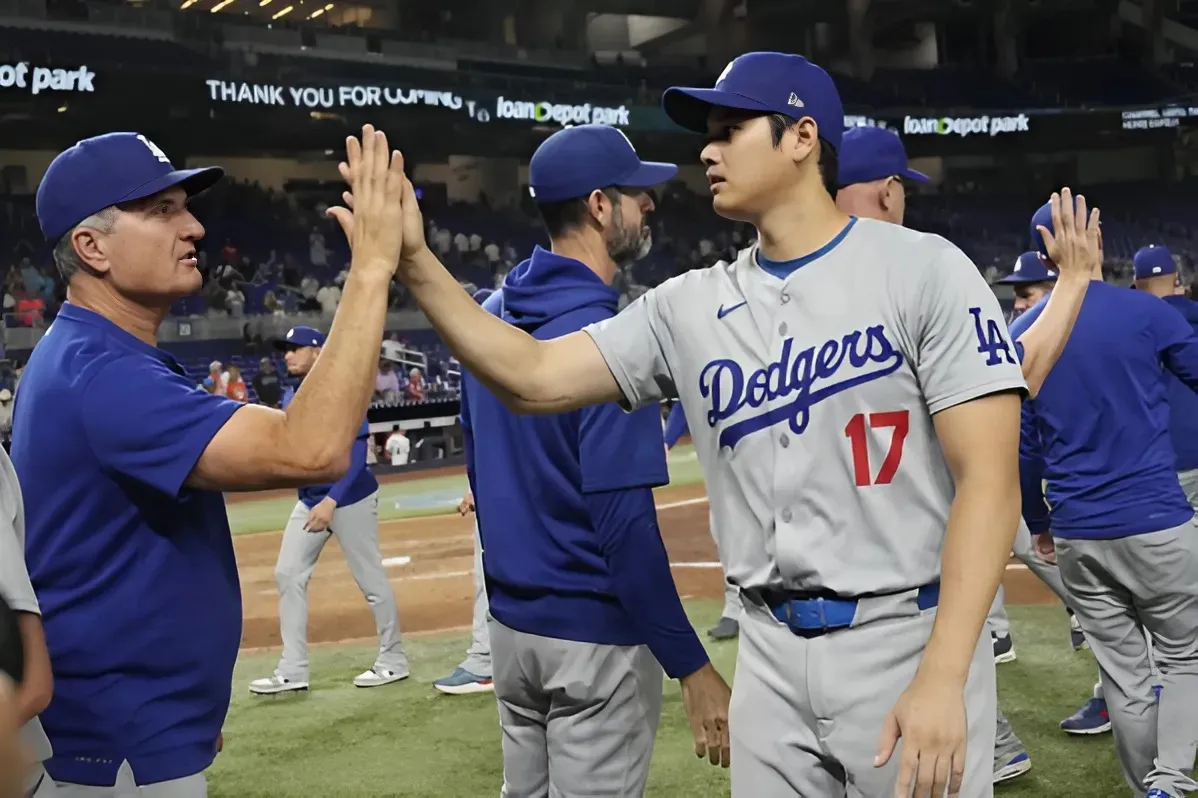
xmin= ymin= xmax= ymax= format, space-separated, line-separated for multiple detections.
xmin=584 ymin=217 xmax=1027 ymax=596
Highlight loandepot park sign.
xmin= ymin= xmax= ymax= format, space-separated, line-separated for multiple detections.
xmin=205 ymin=80 xmax=631 ymax=127
xmin=0 ymin=62 xmax=96 ymax=95
xmin=903 ymin=113 xmax=1030 ymax=137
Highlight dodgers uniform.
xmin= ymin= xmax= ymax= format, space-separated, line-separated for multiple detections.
xmin=1011 ymin=225 xmax=1198 ymax=796
xmin=250 ymin=326 xmax=408 ymax=694
xmin=0 ymin=446 xmax=57 ymax=796
xmin=663 ymin=402 xmax=741 ymax=634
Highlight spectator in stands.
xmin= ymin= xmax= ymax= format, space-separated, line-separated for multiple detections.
xmin=0 ymin=391 xmax=12 ymax=436
xmin=12 ymin=291 xmax=44 ymax=328
xmin=225 ymin=366 xmax=248 ymax=402
xmin=299 ymin=274 xmax=320 ymax=311
xmin=406 ymin=367 xmax=426 ymax=403
xmin=226 ymin=284 xmax=245 ymax=317
xmin=309 ymin=228 xmax=327 ymax=268
xmin=316 ymin=280 xmax=340 ymax=315
xmin=252 ymin=358 xmax=282 ymax=408
xmin=385 ymin=427 xmax=410 ymax=466
xmin=208 ymin=361 xmax=228 ymax=393
xmin=375 ymin=361 xmax=401 ymax=405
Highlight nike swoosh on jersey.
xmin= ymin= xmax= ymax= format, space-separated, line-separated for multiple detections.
xmin=716 ymin=301 xmax=748 ymax=319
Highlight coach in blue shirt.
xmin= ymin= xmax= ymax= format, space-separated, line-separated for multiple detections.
xmin=463 ymin=125 xmax=728 ymax=796
xmin=1014 ymin=203 xmax=1198 ymax=798
xmin=12 ymin=127 xmax=403 ymax=792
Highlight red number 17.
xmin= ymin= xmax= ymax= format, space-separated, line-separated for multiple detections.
xmin=844 ymin=410 xmax=910 ymax=487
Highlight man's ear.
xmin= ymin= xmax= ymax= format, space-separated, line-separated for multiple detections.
xmin=585 ymin=189 xmax=612 ymax=227
xmin=788 ymin=118 xmax=819 ymax=165
xmin=72 ymin=227 xmax=112 ymax=276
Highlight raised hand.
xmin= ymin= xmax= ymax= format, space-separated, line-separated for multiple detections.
xmin=1036 ymin=187 xmax=1101 ymax=280
xmin=326 ymin=124 xmax=406 ymax=280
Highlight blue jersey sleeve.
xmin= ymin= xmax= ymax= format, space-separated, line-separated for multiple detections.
xmin=1019 ymin=403 xmax=1050 ymax=533
xmin=663 ymin=403 xmax=689 ymax=450
xmin=327 ymin=420 xmax=369 ymax=505
xmin=1152 ymin=302 xmax=1198 ymax=393
xmin=82 ymin=357 xmax=242 ymax=498
xmin=578 ymin=402 xmax=670 ymax=494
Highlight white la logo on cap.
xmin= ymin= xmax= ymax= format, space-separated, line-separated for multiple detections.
xmin=787 ymin=92 xmax=804 ymax=108
xmin=136 ymin=134 xmax=171 ymax=165
xmin=1154 ymin=266 xmax=1163 ymax=274
xmin=717 ymin=60 xmax=736 ymax=85
xmin=612 ymin=128 xmax=637 ymax=153
xmin=1013 ymin=257 xmax=1022 ymax=273
xmin=287 ymin=327 xmax=296 ymax=338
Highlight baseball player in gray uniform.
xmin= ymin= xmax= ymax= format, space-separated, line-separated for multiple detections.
xmin=250 ymin=326 xmax=409 ymax=694
xmin=432 ymin=489 xmax=494 ymax=695
xmin=379 ymin=52 xmax=1099 ymax=797
xmin=0 ymin=444 xmax=57 ymax=795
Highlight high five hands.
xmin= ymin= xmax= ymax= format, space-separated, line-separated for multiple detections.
xmin=326 ymin=124 xmax=428 ymax=268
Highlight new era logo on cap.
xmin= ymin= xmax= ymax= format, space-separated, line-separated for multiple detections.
xmin=787 ymin=92 xmax=804 ymax=108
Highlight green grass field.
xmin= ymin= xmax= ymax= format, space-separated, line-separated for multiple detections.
xmin=213 ymin=603 xmax=1129 ymax=797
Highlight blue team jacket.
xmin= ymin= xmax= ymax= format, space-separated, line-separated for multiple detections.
xmin=1012 ymin=281 xmax=1198 ymax=539
xmin=462 ymin=246 xmax=670 ymax=646
xmin=281 ymin=384 xmax=378 ymax=508
xmin=1162 ymin=294 xmax=1198 ymax=472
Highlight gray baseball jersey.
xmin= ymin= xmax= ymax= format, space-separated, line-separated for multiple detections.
xmin=0 ymin=446 xmax=53 ymax=768
xmin=585 ymin=217 xmax=1027 ymax=596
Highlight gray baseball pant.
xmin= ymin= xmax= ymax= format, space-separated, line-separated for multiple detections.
xmin=274 ymin=492 xmax=407 ymax=680
xmin=51 ymin=762 xmax=205 ymax=797
xmin=459 ymin=520 xmax=491 ymax=677
xmin=1056 ymin=518 xmax=1198 ymax=797
xmin=490 ymin=618 xmax=663 ymax=797
xmin=987 ymin=519 xmax=1072 ymax=640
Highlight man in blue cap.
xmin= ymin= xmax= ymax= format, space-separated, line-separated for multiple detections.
xmin=13 ymin=125 xmax=408 ymax=795
xmin=997 ymin=251 xmax=1059 ymax=318
xmin=834 ymin=125 xmax=929 ymax=224
xmin=249 ymin=325 xmax=409 ymax=696
xmin=1014 ymin=204 xmax=1198 ymax=798
xmin=382 ymin=52 xmax=1100 ymax=797
xmin=442 ymin=124 xmax=730 ymax=792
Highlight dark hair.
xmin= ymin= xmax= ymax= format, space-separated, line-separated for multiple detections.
xmin=767 ymin=113 xmax=840 ymax=199
xmin=535 ymin=187 xmax=622 ymax=239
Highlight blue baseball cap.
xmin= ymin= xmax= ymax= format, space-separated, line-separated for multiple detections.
xmin=1028 ymin=195 xmax=1100 ymax=262
xmin=837 ymin=126 xmax=929 ymax=188
xmin=662 ymin=52 xmax=845 ymax=153
xmin=996 ymin=251 xmax=1058 ymax=285
xmin=527 ymin=125 xmax=677 ymax=204
xmin=36 ymin=132 xmax=223 ymax=242
xmin=273 ymin=325 xmax=327 ymax=350
xmin=1133 ymin=245 xmax=1176 ymax=279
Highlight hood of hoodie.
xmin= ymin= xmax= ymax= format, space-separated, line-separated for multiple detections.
xmin=1163 ymin=294 xmax=1198 ymax=327
xmin=497 ymin=246 xmax=619 ymax=330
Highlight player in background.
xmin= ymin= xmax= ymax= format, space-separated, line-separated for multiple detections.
xmin=433 ymin=287 xmax=495 ymax=696
xmin=376 ymin=52 xmax=1098 ymax=796
xmin=250 ymin=325 xmax=409 ymax=694
xmin=384 ymin=426 xmax=410 ymax=466
xmin=14 ymin=126 xmax=406 ymax=794
xmin=988 ymin=253 xmax=1086 ymax=664
xmin=1013 ymin=205 xmax=1198 ymax=798
xmin=663 ymin=401 xmax=741 ymax=641
xmin=455 ymin=126 xmax=729 ymax=793
xmin=0 ymin=593 xmax=28 ymax=798
xmin=0 ymin=444 xmax=56 ymax=796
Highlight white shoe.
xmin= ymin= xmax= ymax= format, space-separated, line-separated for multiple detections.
xmin=353 ymin=666 xmax=410 ymax=688
xmin=249 ymin=674 xmax=309 ymax=695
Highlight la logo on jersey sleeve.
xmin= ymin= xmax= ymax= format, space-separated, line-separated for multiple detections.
xmin=969 ymin=307 xmax=1017 ymax=366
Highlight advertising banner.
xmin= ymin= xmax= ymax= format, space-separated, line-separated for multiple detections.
xmin=0 ymin=62 xmax=96 ymax=95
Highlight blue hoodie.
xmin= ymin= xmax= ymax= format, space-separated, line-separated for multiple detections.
xmin=1162 ymin=294 xmax=1198 ymax=471
xmin=462 ymin=247 xmax=708 ymax=679
xmin=1012 ymin=282 xmax=1198 ymax=539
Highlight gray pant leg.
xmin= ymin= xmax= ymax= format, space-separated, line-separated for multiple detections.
xmin=995 ymin=704 xmax=1025 ymax=759
xmin=54 ymin=762 xmax=206 ymax=798
xmin=490 ymin=619 xmax=663 ymax=798
xmin=459 ymin=520 xmax=491 ymax=676
xmin=987 ymin=584 xmax=1010 ymax=639
xmin=1057 ymin=523 xmax=1198 ymax=797
xmin=721 ymin=580 xmax=740 ymax=621
xmin=332 ymin=492 xmax=407 ymax=673
xmin=1178 ymin=469 xmax=1198 ymax=509
xmin=275 ymin=500 xmax=330 ymax=681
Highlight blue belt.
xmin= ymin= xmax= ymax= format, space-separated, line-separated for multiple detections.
xmin=765 ymin=583 xmax=940 ymax=637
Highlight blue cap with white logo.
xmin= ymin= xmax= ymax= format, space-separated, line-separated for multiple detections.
xmin=662 ymin=52 xmax=845 ymax=153
xmin=527 ymin=125 xmax=677 ymax=204
xmin=837 ymin=126 xmax=929 ymax=188
xmin=36 ymin=132 xmax=223 ymax=242
xmin=273 ymin=326 xmax=327 ymax=350
xmin=1028 ymin=195 xmax=1101 ymax=262
xmin=997 ymin=251 xmax=1058 ymax=285
xmin=1133 ymin=245 xmax=1176 ymax=279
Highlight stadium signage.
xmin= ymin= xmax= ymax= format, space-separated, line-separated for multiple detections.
xmin=204 ymin=79 xmax=487 ymax=118
xmin=902 ymin=113 xmax=1030 ymax=137
xmin=1121 ymin=106 xmax=1198 ymax=130
xmin=493 ymin=97 xmax=631 ymax=127
xmin=0 ymin=62 xmax=95 ymax=95
xmin=844 ymin=115 xmax=891 ymax=129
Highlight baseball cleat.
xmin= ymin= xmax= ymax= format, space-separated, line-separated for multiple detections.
xmin=1068 ymin=609 xmax=1088 ymax=650
xmin=433 ymin=667 xmax=495 ymax=695
xmin=708 ymin=616 xmax=740 ymax=641
xmin=248 ymin=674 xmax=309 ymax=695
xmin=992 ymin=633 xmax=1016 ymax=664
xmin=1060 ymin=697 xmax=1111 ymax=734
xmin=993 ymin=751 xmax=1031 ymax=784
xmin=353 ymin=666 xmax=409 ymax=688
xmin=1146 ymin=789 xmax=1176 ymax=798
